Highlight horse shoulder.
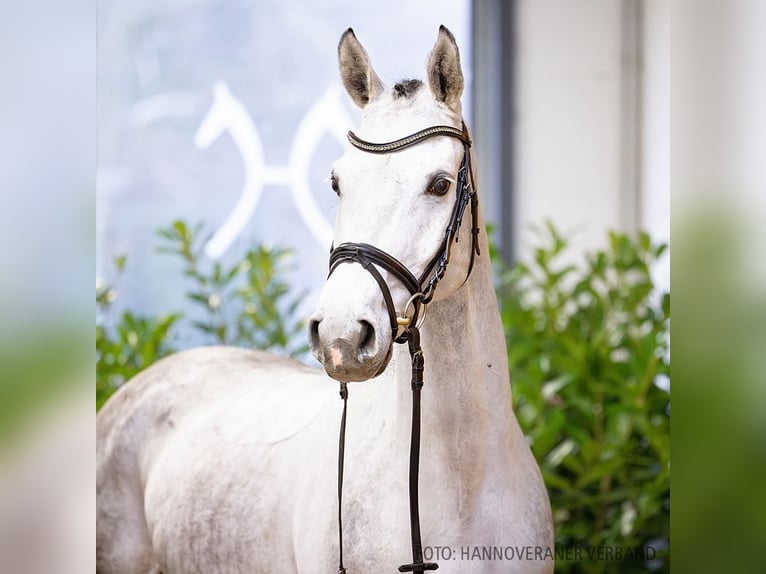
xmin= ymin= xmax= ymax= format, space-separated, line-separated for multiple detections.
xmin=97 ymin=346 xmax=325 ymax=573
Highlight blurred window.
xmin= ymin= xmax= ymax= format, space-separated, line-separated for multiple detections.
xmin=97 ymin=0 xmax=471 ymax=330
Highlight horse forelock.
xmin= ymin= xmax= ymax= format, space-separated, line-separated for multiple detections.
xmin=392 ymin=78 xmax=423 ymax=99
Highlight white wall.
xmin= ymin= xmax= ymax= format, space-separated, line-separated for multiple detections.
xmin=642 ymin=0 xmax=670 ymax=290
xmin=514 ymin=0 xmax=670 ymax=278
xmin=515 ymin=0 xmax=623 ymax=256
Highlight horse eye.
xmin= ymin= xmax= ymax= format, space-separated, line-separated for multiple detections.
xmin=428 ymin=177 xmax=451 ymax=196
xmin=330 ymin=174 xmax=340 ymax=196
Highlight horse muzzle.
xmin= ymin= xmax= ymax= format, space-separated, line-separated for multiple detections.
xmin=308 ymin=314 xmax=393 ymax=382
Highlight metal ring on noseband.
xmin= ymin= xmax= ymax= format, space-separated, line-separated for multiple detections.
xmin=397 ymin=292 xmax=427 ymax=329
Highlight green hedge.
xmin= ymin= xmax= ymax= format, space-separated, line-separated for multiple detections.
xmin=494 ymin=223 xmax=669 ymax=573
xmin=96 ymin=221 xmax=305 ymax=409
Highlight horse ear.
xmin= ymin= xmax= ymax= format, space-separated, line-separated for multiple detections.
xmin=426 ymin=25 xmax=464 ymax=108
xmin=338 ymin=28 xmax=385 ymax=108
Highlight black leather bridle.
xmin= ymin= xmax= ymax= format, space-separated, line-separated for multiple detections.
xmin=329 ymin=122 xmax=480 ymax=573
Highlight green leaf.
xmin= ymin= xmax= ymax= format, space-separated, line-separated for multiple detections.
xmin=113 ymin=254 xmax=127 ymax=272
xmin=172 ymin=220 xmax=187 ymax=236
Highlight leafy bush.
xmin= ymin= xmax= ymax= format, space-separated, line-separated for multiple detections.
xmin=96 ymin=222 xmax=307 ymax=409
xmin=495 ymin=223 xmax=670 ymax=573
xmin=156 ymin=221 xmax=307 ymax=353
xmin=96 ymin=256 xmax=180 ymax=410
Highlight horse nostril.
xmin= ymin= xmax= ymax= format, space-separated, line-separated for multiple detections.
xmin=308 ymin=318 xmax=321 ymax=353
xmin=358 ymin=320 xmax=376 ymax=358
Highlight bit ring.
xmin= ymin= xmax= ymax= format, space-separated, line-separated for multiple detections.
xmin=397 ymin=292 xmax=427 ymax=328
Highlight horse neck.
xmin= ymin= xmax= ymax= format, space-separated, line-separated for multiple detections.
xmin=379 ymin=232 xmax=515 ymax=465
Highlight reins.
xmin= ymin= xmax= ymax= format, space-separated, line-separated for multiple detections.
xmin=328 ymin=123 xmax=480 ymax=573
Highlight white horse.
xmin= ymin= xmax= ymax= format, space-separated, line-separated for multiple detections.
xmin=97 ymin=27 xmax=553 ymax=574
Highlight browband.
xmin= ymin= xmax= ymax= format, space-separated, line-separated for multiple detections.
xmin=347 ymin=124 xmax=471 ymax=154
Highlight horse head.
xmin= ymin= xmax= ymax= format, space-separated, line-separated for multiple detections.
xmin=309 ymin=26 xmax=478 ymax=383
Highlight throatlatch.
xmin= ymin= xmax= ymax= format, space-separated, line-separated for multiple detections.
xmin=329 ymin=122 xmax=479 ymax=573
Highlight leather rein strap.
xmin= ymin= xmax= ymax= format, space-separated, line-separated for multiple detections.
xmin=330 ymin=123 xmax=479 ymax=573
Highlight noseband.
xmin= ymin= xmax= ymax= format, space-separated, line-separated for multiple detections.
xmin=328 ymin=123 xmax=480 ymax=573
